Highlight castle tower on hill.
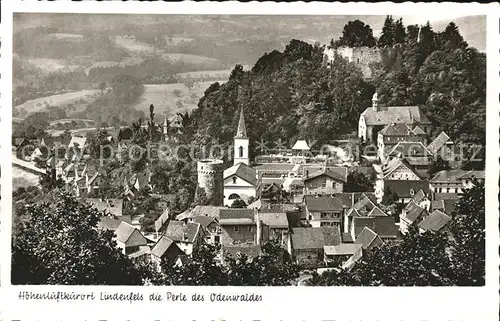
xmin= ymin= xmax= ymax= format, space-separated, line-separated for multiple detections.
xmin=233 ymin=108 xmax=249 ymax=166
xmin=197 ymin=159 xmax=224 ymax=206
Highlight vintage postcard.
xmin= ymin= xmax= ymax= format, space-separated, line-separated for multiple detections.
xmin=0 ymin=1 xmax=499 ymax=320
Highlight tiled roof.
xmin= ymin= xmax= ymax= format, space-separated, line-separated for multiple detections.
xmin=418 ymin=210 xmax=452 ymax=233
xmin=164 ymin=221 xmax=201 ymax=243
xmin=355 ymin=227 xmax=382 ymax=249
xmin=353 ymin=216 xmax=399 ymax=238
xmin=427 ymin=132 xmax=450 ymax=155
xmin=384 ymin=180 xmax=430 ymax=199
xmin=224 ymin=162 xmax=257 ymax=186
xmin=291 ymin=227 xmax=341 ymax=250
xmin=193 ymin=215 xmax=217 ymax=228
xmin=304 ymin=194 xmax=351 ymax=212
xmin=382 ymin=157 xmax=423 ymax=180
xmin=412 ymin=125 xmax=427 ymax=135
xmin=433 ymin=193 xmax=460 ymax=201
xmin=305 ymin=167 xmax=348 ymax=183
xmin=259 ymin=212 xmax=289 ymax=228
xmin=431 ymin=170 xmax=469 ymax=183
xmin=151 ymin=235 xmax=176 ymax=258
xmin=379 ymin=123 xmax=417 ymax=136
xmin=412 ymin=189 xmax=427 ymax=203
xmin=361 ymin=106 xmax=431 ymax=126
xmin=401 ymin=201 xmax=427 ymax=224
xmin=97 ymin=215 xmax=131 ymax=231
xmin=324 ymin=243 xmax=362 ymax=256
xmin=86 ymin=198 xmax=123 ymax=217
xmin=253 ymin=163 xmax=295 ymax=172
xmin=219 ymin=208 xmax=255 ymax=225
xmin=115 ymin=221 xmax=138 ymax=243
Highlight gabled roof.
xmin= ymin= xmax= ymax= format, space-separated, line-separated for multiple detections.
xmin=86 ymin=198 xmax=123 ymax=217
xmin=304 ymin=167 xmax=348 ymax=183
xmin=412 ymin=125 xmax=427 ymax=135
xmin=304 ymin=195 xmax=351 ymax=212
xmin=366 ymin=207 xmax=387 ymax=217
xmin=247 ymin=198 xmax=262 ymax=210
xmin=353 ymin=216 xmax=399 ymax=238
xmin=412 ymin=189 xmax=427 ymax=203
xmin=401 ymin=201 xmax=427 ymax=224
xmin=155 ymin=208 xmax=171 ymax=232
xmin=291 ymin=227 xmax=341 ymax=250
xmin=418 ymin=210 xmax=452 ymax=233
xmin=384 ymin=180 xmax=430 ymax=199
xmin=164 ymin=221 xmax=201 ymax=243
xmin=379 ymin=123 xmax=417 ymax=136
xmin=259 ymin=212 xmax=289 ymax=228
xmin=361 ymin=106 xmax=431 ymax=126
xmin=193 ymin=215 xmax=217 ymax=228
xmin=355 ymin=227 xmax=383 ymax=249
xmin=292 ymin=139 xmax=310 ymax=150
xmin=427 ymin=132 xmax=450 ymax=155
xmin=235 ymin=108 xmax=247 ymax=139
xmin=324 ymin=243 xmax=363 ymax=256
xmin=151 ymin=235 xmax=177 ymax=258
xmin=115 ymin=221 xmax=139 ymax=243
xmin=98 ymin=216 xmax=131 ymax=231
xmin=219 ymin=208 xmax=255 ymax=225
xmin=224 ymin=162 xmax=257 ymax=186
xmin=382 ymin=157 xmax=423 ymax=180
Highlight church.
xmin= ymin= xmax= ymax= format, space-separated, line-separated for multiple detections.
xmin=223 ymin=108 xmax=261 ymax=206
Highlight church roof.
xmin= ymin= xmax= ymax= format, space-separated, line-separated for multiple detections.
xmin=224 ymin=162 xmax=257 ymax=186
xmin=234 ymin=108 xmax=247 ymax=139
xmin=292 ymin=139 xmax=310 ymax=150
xmin=361 ymin=106 xmax=431 ymax=126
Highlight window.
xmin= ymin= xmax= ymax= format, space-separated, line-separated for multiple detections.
xmin=232 ymin=177 xmax=237 ymax=184
xmin=234 ymin=226 xmax=239 ymax=232
xmin=248 ymin=226 xmax=252 ymax=232
xmin=446 ymin=188 xmax=450 ymax=193
xmin=238 ymin=146 xmax=244 ymax=158
xmin=321 ymin=182 xmax=327 ymax=188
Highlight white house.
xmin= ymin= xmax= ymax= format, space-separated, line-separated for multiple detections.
xmin=223 ymin=162 xmax=260 ymax=206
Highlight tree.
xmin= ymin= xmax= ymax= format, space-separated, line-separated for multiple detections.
xmin=394 ymin=18 xmax=406 ymax=45
xmin=12 ymin=191 xmax=146 ymax=285
xmin=378 ymin=15 xmax=395 ymax=47
xmin=344 ymin=170 xmax=374 ymax=192
xmin=230 ymin=199 xmax=247 ymax=208
xmin=335 ymin=20 xmax=376 ymax=48
xmin=111 ymin=74 xmax=144 ymax=103
xmin=381 ymin=186 xmax=399 ymax=205
xmin=427 ymin=155 xmax=451 ymax=178
xmin=449 ymin=182 xmax=485 ymax=285
xmin=440 ymin=22 xmax=467 ymax=50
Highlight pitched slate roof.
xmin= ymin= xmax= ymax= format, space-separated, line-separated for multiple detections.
xmin=418 ymin=210 xmax=452 ymax=233
xmin=164 ymin=221 xmax=201 ymax=243
xmin=401 ymin=201 xmax=427 ymax=224
xmin=86 ymin=198 xmax=123 ymax=217
xmin=355 ymin=227 xmax=383 ymax=249
xmin=224 ymin=162 xmax=257 ymax=186
xmin=324 ymin=243 xmax=363 ymax=256
xmin=115 ymin=221 xmax=139 ymax=243
xmin=259 ymin=212 xmax=289 ymax=229
xmin=219 ymin=208 xmax=255 ymax=225
xmin=384 ymin=180 xmax=430 ymax=199
xmin=361 ymin=106 xmax=431 ymax=126
xmin=305 ymin=167 xmax=348 ymax=183
xmin=427 ymin=132 xmax=450 ymax=155
xmin=291 ymin=227 xmax=341 ymax=250
xmin=304 ymin=195 xmax=350 ymax=212
xmin=353 ymin=216 xmax=399 ymax=238
xmin=151 ymin=235 xmax=177 ymax=258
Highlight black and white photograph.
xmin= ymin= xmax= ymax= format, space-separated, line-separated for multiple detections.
xmin=7 ymin=10 xmax=490 ymax=288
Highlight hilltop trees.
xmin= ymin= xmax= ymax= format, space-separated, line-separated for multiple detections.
xmin=332 ymin=20 xmax=376 ymax=48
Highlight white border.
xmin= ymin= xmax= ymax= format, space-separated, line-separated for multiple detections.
xmin=1 ymin=2 xmax=499 ymax=321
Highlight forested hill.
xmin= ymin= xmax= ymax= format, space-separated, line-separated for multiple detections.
xmin=182 ymin=18 xmax=485 ymax=155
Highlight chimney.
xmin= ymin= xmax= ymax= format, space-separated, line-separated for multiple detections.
xmin=372 ymin=92 xmax=379 ymax=112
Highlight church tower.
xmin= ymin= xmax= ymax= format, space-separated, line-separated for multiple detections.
xmin=234 ymin=108 xmax=249 ymax=166
xmin=162 ymin=116 xmax=169 ymax=141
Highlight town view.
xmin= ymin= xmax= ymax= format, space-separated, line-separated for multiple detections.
xmin=11 ymin=14 xmax=486 ymax=286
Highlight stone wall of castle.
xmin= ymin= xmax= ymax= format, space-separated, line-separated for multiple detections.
xmin=197 ymin=159 xmax=224 ymax=206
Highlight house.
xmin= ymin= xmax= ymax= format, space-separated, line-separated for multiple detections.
xmin=290 ymin=227 xmax=341 ymax=267
xmin=223 ymin=162 xmax=260 ymax=206
xmin=358 ymin=93 xmax=432 ymax=143
xmin=128 ymin=245 xmax=152 ymax=263
xmin=351 ymin=216 xmax=399 ymax=242
xmin=343 ymin=193 xmax=383 ymax=234
xmin=219 ymin=208 xmax=259 ymax=245
xmin=323 ymin=243 xmax=363 ymax=269
xmin=150 ymin=235 xmax=184 ymax=272
xmin=355 ymin=227 xmax=384 ymax=250
xmin=418 ymin=210 xmax=452 ymax=234
xmin=114 ymin=221 xmax=148 ymax=255
xmin=379 ymin=157 xmax=423 ymax=181
xmin=86 ymin=198 xmax=123 ymax=217
xmin=377 ymin=123 xmax=428 ymax=161
xmin=154 ymin=208 xmax=172 ymax=235
xmin=379 ymin=179 xmax=430 ymax=204
xmin=430 ymin=199 xmax=457 ymax=215
xmin=304 ymin=194 xmax=351 ymax=228
xmin=176 ymin=205 xmax=222 ymax=222
xmin=193 ymin=215 xmax=221 ymax=245
xmin=426 ymin=131 xmax=459 ymax=163
xmin=259 ymin=211 xmax=289 ymax=244
xmin=385 ymin=142 xmax=433 ymax=175
xmin=97 ymin=215 xmax=132 ymax=231
xmin=430 ymin=170 xmax=485 ymax=200
xmin=399 ymin=200 xmax=428 ymax=234
xmin=303 ymin=167 xmax=348 ymax=195
xmin=164 ymin=221 xmax=203 ymax=255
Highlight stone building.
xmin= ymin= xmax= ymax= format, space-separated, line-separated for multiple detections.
xmin=197 ymin=159 xmax=224 ymax=206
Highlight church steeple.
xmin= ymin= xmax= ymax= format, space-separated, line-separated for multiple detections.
xmin=235 ymin=108 xmax=247 ymax=139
